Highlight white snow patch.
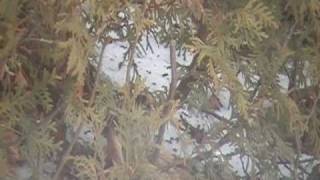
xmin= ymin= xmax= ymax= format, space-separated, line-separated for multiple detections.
xmin=278 ymin=74 xmax=289 ymax=92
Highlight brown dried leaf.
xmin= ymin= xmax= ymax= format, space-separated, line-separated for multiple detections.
xmin=14 ymin=67 xmax=28 ymax=88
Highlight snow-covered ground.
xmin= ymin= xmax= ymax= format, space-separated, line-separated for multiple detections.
xmin=102 ymin=37 xmax=193 ymax=91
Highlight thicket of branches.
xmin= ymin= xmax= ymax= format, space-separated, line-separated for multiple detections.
xmin=1 ymin=0 xmax=320 ymax=179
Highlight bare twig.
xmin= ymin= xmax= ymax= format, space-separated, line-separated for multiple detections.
xmin=249 ymin=79 xmax=261 ymax=102
xmin=174 ymin=53 xmax=199 ymax=100
xmin=283 ymin=22 xmax=297 ymax=48
xmin=168 ymin=40 xmax=178 ymax=100
xmin=24 ymin=38 xmax=56 ymax=44
xmin=307 ymin=91 xmax=320 ymax=120
xmin=277 ymin=158 xmax=315 ymax=164
xmin=151 ymin=40 xmax=177 ymax=163
xmin=202 ymin=110 xmax=234 ymax=125
xmin=89 ymin=44 xmax=107 ymax=104
xmin=52 ymin=43 xmax=107 ymax=180
xmin=52 ymin=120 xmax=85 ymax=180
xmin=278 ymin=158 xmax=294 ymax=176
xmin=39 ymin=98 xmax=66 ymax=129
xmin=125 ymin=41 xmax=137 ymax=84
xmin=293 ymin=134 xmax=302 ymax=180
xmin=278 ymin=158 xmax=311 ymax=177
xmin=240 ymin=154 xmax=250 ymax=178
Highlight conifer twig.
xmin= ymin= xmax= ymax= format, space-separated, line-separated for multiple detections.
xmin=283 ymin=22 xmax=297 ymax=48
xmin=293 ymin=134 xmax=302 ymax=180
xmin=125 ymin=41 xmax=137 ymax=84
xmin=52 ymin=43 xmax=107 ymax=180
xmin=25 ymin=38 xmax=56 ymax=44
xmin=202 ymin=110 xmax=233 ymax=125
xmin=152 ymin=40 xmax=177 ymax=162
xmin=39 ymin=98 xmax=66 ymax=129
xmin=168 ymin=40 xmax=178 ymax=100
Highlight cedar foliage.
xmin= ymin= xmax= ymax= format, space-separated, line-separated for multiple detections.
xmin=0 ymin=0 xmax=320 ymax=179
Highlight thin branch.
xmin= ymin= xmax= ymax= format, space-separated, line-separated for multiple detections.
xmin=279 ymin=159 xmax=294 ymax=176
xmin=52 ymin=43 xmax=107 ymax=180
xmin=202 ymin=110 xmax=233 ymax=125
xmin=293 ymin=134 xmax=302 ymax=180
xmin=168 ymin=40 xmax=178 ymax=100
xmin=89 ymin=44 xmax=107 ymax=104
xmin=277 ymin=158 xmax=315 ymax=164
xmin=151 ymin=40 xmax=177 ymax=163
xmin=39 ymin=98 xmax=66 ymax=129
xmin=24 ymin=38 xmax=56 ymax=44
xmin=249 ymin=79 xmax=261 ymax=102
xmin=278 ymin=159 xmax=311 ymax=178
xmin=307 ymin=91 xmax=320 ymax=120
xmin=52 ymin=120 xmax=84 ymax=180
xmin=240 ymin=154 xmax=250 ymax=178
xmin=174 ymin=53 xmax=199 ymax=100
xmin=125 ymin=41 xmax=137 ymax=84
xmin=283 ymin=22 xmax=297 ymax=48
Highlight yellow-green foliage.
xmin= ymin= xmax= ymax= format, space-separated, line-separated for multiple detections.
xmin=1 ymin=0 xmax=320 ymax=179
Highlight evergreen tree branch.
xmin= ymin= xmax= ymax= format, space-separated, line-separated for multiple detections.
xmin=173 ymin=9 xmax=208 ymax=101
xmin=52 ymin=43 xmax=107 ymax=180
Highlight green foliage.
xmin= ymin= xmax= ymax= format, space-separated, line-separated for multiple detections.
xmin=21 ymin=120 xmax=62 ymax=164
xmin=234 ymin=0 xmax=279 ymax=45
xmin=1 ymin=0 xmax=320 ymax=179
